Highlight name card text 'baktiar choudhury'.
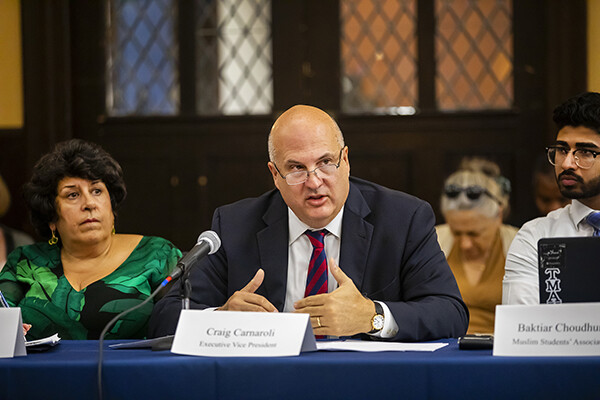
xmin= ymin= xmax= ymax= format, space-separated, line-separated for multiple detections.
xmin=493 ymin=303 xmax=600 ymax=356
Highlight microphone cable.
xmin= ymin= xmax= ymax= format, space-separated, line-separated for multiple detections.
xmin=96 ymin=274 xmax=176 ymax=400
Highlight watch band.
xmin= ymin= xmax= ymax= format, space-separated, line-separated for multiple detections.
xmin=373 ymin=301 xmax=383 ymax=316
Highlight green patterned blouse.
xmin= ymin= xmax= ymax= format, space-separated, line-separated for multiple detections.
xmin=0 ymin=236 xmax=181 ymax=340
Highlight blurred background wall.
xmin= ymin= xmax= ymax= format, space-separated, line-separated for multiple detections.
xmin=0 ymin=0 xmax=595 ymax=249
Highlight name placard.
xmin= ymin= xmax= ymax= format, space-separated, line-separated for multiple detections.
xmin=0 ymin=308 xmax=27 ymax=358
xmin=171 ymin=310 xmax=317 ymax=357
xmin=493 ymin=303 xmax=600 ymax=356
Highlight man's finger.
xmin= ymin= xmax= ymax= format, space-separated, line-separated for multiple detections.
xmin=294 ymin=293 xmax=327 ymax=310
xmin=241 ymin=268 xmax=265 ymax=293
xmin=329 ymin=258 xmax=351 ymax=285
xmin=223 ymin=291 xmax=278 ymax=312
xmin=232 ymin=294 xmax=276 ymax=312
xmin=241 ymin=292 xmax=278 ymax=312
xmin=294 ymin=307 xmax=325 ymax=321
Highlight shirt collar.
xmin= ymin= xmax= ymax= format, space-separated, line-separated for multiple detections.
xmin=569 ymin=199 xmax=599 ymax=229
xmin=288 ymin=206 xmax=344 ymax=245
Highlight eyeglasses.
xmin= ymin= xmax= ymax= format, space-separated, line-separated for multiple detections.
xmin=444 ymin=184 xmax=502 ymax=204
xmin=273 ymin=148 xmax=344 ymax=186
xmin=546 ymin=146 xmax=600 ymax=170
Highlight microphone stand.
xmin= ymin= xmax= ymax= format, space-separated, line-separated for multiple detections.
xmin=180 ymin=266 xmax=192 ymax=310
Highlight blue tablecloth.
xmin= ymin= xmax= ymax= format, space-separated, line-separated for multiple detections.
xmin=1 ymin=339 xmax=599 ymax=399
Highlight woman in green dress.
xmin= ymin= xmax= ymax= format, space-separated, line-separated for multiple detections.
xmin=0 ymin=139 xmax=181 ymax=340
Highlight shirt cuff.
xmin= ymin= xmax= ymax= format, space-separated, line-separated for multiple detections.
xmin=368 ymin=301 xmax=398 ymax=339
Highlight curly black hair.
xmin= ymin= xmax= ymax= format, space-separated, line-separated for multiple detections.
xmin=553 ymin=92 xmax=600 ymax=134
xmin=23 ymin=139 xmax=127 ymax=239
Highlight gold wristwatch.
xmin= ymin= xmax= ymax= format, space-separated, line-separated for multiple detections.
xmin=369 ymin=301 xmax=385 ymax=333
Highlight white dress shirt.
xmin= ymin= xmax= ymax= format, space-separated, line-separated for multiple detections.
xmin=285 ymin=207 xmax=398 ymax=338
xmin=502 ymin=200 xmax=598 ymax=305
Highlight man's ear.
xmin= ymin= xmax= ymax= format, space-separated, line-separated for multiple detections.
xmin=343 ymin=146 xmax=350 ymax=176
xmin=267 ymin=162 xmax=281 ymax=190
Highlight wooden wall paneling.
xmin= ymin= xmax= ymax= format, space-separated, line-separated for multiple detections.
xmin=512 ymin=0 xmax=561 ymax=224
xmin=340 ymin=111 xmax=523 ymax=220
xmin=544 ymin=0 xmax=588 ymax=138
xmin=205 ymin=153 xmax=275 ymax=209
xmin=305 ymin=0 xmax=340 ymax=111
xmin=21 ymin=1 xmax=73 ymax=166
xmin=416 ymin=0 xmax=435 ymax=111
xmin=69 ymin=0 xmax=105 ymax=139
xmin=58 ymin=0 xmax=588 ymax=246
xmin=272 ymin=0 xmax=340 ymax=112
xmin=272 ymin=0 xmax=305 ymax=111
xmin=112 ymin=155 xmax=180 ymax=239
xmin=94 ymin=133 xmax=186 ymax=247
xmin=349 ymin=151 xmax=413 ymax=194
xmin=93 ymin=117 xmax=274 ymax=249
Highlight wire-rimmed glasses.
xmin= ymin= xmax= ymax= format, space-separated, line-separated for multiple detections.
xmin=546 ymin=146 xmax=600 ymax=170
xmin=273 ymin=147 xmax=344 ymax=185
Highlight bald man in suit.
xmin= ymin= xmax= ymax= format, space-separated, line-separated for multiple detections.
xmin=150 ymin=105 xmax=468 ymax=341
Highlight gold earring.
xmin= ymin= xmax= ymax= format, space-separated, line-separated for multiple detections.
xmin=111 ymin=225 xmax=116 ymax=235
xmin=48 ymin=230 xmax=58 ymax=245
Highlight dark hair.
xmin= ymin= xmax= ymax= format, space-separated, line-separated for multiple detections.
xmin=23 ymin=139 xmax=127 ymax=238
xmin=553 ymin=92 xmax=600 ymax=134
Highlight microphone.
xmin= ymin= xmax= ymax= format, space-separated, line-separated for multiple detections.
xmin=160 ymin=230 xmax=221 ymax=286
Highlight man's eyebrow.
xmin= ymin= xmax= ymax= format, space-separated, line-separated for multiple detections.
xmin=575 ymin=142 xmax=600 ymax=149
xmin=284 ymin=153 xmax=335 ymax=166
xmin=284 ymin=158 xmax=303 ymax=167
xmin=553 ymin=140 xmax=600 ymax=150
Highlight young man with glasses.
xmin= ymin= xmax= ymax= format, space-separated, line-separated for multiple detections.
xmin=150 ymin=105 xmax=468 ymax=341
xmin=503 ymin=92 xmax=600 ymax=304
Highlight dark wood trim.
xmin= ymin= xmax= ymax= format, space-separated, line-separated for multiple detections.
xmin=21 ymin=1 xmax=73 ymax=167
xmin=178 ymin=0 xmax=197 ymax=115
xmin=544 ymin=0 xmax=588 ymax=142
xmin=417 ymin=0 xmax=435 ymax=111
xmin=272 ymin=0 xmax=305 ymax=112
xmin=70 ymin=1 xmax=106 ymax=139
xmin=306 ymin=0 xmax=340 ymax=112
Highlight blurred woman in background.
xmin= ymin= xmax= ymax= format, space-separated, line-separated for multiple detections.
xmin=436 ymin=158 xmax=517 ymax=334
xmin=0 ymin=139 xmax=181 ymax=340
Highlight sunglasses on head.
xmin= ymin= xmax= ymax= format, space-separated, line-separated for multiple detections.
xmin=444 ymin=184 xmax=502 ymax=204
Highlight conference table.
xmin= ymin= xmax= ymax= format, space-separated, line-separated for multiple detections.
xmin=1 ymin=339 xmax=599 ymax=399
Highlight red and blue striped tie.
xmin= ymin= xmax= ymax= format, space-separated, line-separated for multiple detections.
xmin=305 ymin=230 xmax=328 ymax=297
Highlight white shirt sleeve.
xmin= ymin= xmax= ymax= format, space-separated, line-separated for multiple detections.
xmin=502 ymin=222 xmax=540 ymax=305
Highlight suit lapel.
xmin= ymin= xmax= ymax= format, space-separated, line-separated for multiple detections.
xmin=257 ymin=193 xmax=289 ymax=311
xmin=339 ymin=182 xmax=373 ymax=292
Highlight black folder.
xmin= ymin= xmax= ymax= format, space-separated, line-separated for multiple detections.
xmin=538 ymin=237 xmax=600 ymax=304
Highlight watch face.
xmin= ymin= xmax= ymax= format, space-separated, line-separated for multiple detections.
xmin=373 ymin=315 xmax=384 ymax=331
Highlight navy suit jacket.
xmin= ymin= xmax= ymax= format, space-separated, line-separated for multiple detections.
xmin=149 ymin=177 xmax=468 ymax=341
